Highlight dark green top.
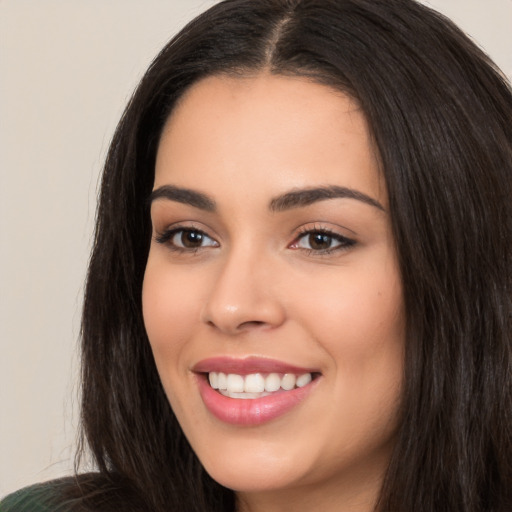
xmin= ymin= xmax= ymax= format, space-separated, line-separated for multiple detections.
xmin=1 ymin=475 xmax=147 ymax=512
xmin=1 ymin=480 xmax=71 ymax=512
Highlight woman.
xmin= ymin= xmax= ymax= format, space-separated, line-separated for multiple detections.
xmin=3 ymin=0 xmax=511 ymax=510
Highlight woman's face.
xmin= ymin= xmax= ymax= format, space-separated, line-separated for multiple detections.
xmin=143 ymin=74 xmax=404 ymax=508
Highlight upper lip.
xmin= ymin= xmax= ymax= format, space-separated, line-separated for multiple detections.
xmin=192 ymin=356 xmax=319 ymax=375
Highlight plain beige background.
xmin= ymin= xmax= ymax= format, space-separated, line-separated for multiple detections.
xmin=1 ymin=0 xmax=511 ymax=498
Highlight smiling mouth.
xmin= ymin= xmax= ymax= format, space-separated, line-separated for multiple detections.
xmin=207 ymin=371 xmax=317 ymax=399
xmin=194 ymin=359 xmax=321 ymax=425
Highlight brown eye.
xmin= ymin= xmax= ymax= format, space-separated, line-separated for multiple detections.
xmin=178 ymin=229 xmax=205 ymax=248
xmin=308 ymin=233 xmax=334 ymax=250
xmin=292 ymin=229 xmax=355 ymax=253
xmin=154 ymin=228 xmax=219 ymax=250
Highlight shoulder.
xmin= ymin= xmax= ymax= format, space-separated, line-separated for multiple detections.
xmin=1 ymin=474 xmax=148 ymax=512
xmin=1 ymin=478 xmax=78 ymax=512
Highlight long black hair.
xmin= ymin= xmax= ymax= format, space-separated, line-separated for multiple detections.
xmin=77 ymin=1 xmax=512 ymax=510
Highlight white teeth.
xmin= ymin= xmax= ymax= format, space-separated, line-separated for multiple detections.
xmin=221 ymin=391 xmax=269 ymax=399
xmin=207 ymin=371 xmax=314 ymax=397
xmin=296 ymin=373 xmax=312 ymax=387
xmin=244 ymin=373 xmax=265 ymax=393
xmin=265 ymin=373 xmax=281 ymax=392
xmin=217 ymin=372 xmax=227 ymax=390
xmin=281 ymin=373 xmax=296 ymax=390
xmin=208 ymin=372 xmax=218 ymax=389
xmin=226 ymin=373 xmax=244 ymax=393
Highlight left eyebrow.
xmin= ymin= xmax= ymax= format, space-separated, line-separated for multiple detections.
xmin=269 ymin=185 xmax=385 ymax=212
xmin=149 ymin=185 xmax=216 ymax=212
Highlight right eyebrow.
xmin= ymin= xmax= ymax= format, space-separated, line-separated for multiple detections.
xmin=269 ymin=185 xmax=385 ymax=212
xmin=149 ymin=185 xmax=216 ymax=212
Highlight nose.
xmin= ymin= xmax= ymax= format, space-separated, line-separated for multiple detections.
xmin=200 ymin=248 xmax=286 ymax=335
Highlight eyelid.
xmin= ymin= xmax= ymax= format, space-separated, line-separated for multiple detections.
xmin=154 ymin=223 xmax=219 ymax=252
xmin=289 ymin=224 xmax=356 ymax=254
xmin=152 ymin=220 xmax=356 ymax=256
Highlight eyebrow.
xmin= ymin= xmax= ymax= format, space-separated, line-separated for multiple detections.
xmin=149 ymin=184 xmax=384 ymax=213
xmin=269 ymin=186 xmax=385 ymax=212
xmin=149 ymin=185 xmax=216 ymax=211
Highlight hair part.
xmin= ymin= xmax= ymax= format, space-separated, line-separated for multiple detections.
xmin=78 ymin=1 xmax=512 ymax=511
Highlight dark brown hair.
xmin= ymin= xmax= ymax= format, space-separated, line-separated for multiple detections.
xmin=78 ymin=1 xmax=512 ymax=510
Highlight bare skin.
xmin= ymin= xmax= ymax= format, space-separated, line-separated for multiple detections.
xmin=143 ymin=73 xmax=404 ymax=512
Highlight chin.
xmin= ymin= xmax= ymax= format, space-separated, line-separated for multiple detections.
xmin=203 ymin=458 xmax=304 ymax=493
xmin=193 ymin=434 xmax=310 ymax=492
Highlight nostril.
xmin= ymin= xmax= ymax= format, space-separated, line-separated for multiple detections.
xmin=201 ymin=291 xmax=286 ymax=334
xmin=238 ymin=320 xmax=267 ymax=330
xmin=205 ymin=318 xmax=269 ymax=333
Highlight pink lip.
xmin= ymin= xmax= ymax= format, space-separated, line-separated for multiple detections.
xmin=193 ymin=357 xmax=320 ymax=426
xmin=193 ymin=356 xmax=318 ymax=375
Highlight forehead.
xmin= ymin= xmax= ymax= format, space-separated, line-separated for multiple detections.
xmin=155 ymin=73 xmax=385 ymax=207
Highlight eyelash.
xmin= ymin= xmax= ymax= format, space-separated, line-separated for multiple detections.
xmin=154 ymin=225 xmax=356 ymax=255
xmin=291 ymin=226 xmax=356 ymax=255
xmin=155 ymin=225 xmax=217 ymax=253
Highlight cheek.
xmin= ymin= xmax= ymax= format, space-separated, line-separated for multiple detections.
xmin=291 ymin=255 xmax=404 ymax=396
xmin=301 ymin=267 xmax=404 ymax=442
xmin=142 ymin=257 xmax=215 ymax=432
xmin=295 ymin=261 xmax=403 ymax=345
xmin=142 ymin=258 xmax=201 ymax=367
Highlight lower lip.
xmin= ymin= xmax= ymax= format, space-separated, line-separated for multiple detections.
xmin=196 ymin=374 xmax=317 ymax=426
